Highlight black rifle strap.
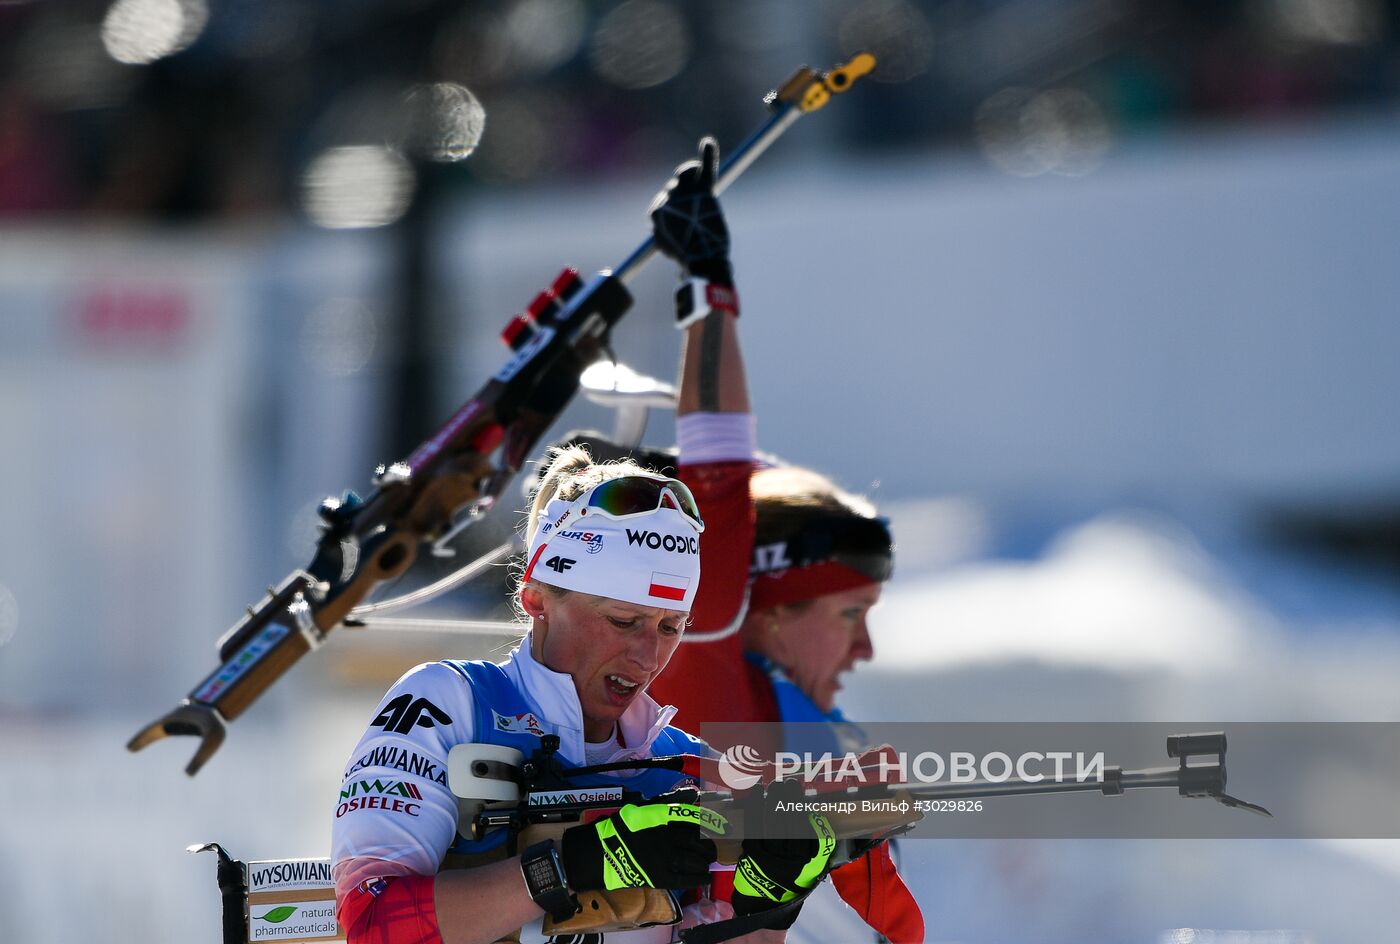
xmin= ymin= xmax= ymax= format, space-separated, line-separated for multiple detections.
xmin=192 ymin=842 xmax=249 ymax=944
xmin=678 ymin=889 xmax=812 ymax=944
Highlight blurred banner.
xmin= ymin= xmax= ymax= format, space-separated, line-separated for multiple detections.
xmin=0 ymin=229 xmax=392 ymax=711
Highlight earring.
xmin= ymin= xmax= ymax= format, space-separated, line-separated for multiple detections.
xmin=768 ymin=617 xmax=780 ymax=635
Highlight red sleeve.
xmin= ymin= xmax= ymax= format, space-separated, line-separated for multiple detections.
xmin=679 ymin=459 xmax=753 ymax=633
xmin=337 ymin=875 xmax=443 ymax=944
xmin=651 ymin=461 xmax=779 ymax=735
xmin=829 ymin=844 xmax=926 ymax=944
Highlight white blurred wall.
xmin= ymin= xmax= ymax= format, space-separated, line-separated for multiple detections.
xmin=449 ymin=116 xmax=1400 ymax=509
xmin=0 ymin=226 xmax=394 ymax=709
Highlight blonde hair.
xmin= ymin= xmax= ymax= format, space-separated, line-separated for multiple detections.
xmin=750 ymin=466 xmax=878 ymax=542
xmin=513 ymin=444 xmax=661 ymax=614
xmin=524 ymin=444 xmax=662 ymax=543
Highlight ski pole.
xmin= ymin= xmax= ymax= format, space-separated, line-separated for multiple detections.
xmin=613 ymin=53 xmax=875 ymax=285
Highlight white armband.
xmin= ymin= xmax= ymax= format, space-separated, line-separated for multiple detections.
xmin=675 ymin=278 xmax=739 ymax=330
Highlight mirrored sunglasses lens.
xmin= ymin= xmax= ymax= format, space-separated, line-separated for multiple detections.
xmin=588 ymin=477 xmax=704 ymax=528
xmin=588 ymin=478 xmax=660 ymax=517
xmin=661 ymin=481 xmax=702 ymax=522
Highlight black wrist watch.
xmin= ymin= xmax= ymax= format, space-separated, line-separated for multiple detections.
xmin=520 ymin=840 xmax=577 ymax=922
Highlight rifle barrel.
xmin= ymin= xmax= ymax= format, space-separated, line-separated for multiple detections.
xmin=896 ymin=761 xmax=1207 ymax=802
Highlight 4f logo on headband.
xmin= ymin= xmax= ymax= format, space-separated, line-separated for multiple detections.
xmin=648 ymin=572 xmax=689 ymax=602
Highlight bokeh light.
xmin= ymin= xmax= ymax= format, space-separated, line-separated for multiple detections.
xmin=300 ymin=146 xmax=415 ymax=229
xmin=1263 ymin=0 xmax=1382 ymax=46
xmin=100 ymin=0 xmax=208 ymax=65
xmin=836 ymin=0 xmax=935 ymax=83
xmin=402 ymin=82 xmax=486 ymax=163
xmin=976 ymin=86 xmax=1112 ymax=177
xmin=301 ymin=298 xmax=379 ymax=377
xmin=433 ymin=0 xmax=586 ymax=86
xmin=504 ymin=0 xmax=587 ymax=73
xmin=589 ymin=0 xmax=691 ymax=90
xmin=713 ymin=0 xmax=793 ymax=53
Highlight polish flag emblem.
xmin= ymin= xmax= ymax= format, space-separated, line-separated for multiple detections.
xmin=648 ymin=572 xmax=689 ymax=601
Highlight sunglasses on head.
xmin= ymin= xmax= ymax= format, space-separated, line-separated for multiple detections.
xmin=577 ymin=475 xmax=705 ymax=533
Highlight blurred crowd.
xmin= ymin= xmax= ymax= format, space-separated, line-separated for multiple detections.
xmin=3 ymin=0 xmax=1399 ymax=222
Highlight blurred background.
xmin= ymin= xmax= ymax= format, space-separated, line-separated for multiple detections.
xmin=3 ymin=0 xmax=1400 ymax=941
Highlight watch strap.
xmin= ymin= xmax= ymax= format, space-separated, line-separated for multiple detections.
xmin=521 ymin=839 xmax=578 ymax=922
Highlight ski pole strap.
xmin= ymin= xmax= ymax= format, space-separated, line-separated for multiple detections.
xmin=676 ymin=279 xmax=739 ymax=330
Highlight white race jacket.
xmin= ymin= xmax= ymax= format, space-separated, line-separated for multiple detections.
xmin=331 ymin=632 xmax=720 ymax=943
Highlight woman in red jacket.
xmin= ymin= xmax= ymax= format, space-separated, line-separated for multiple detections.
xmin=649 ymin=139 xmax=923 ymax=944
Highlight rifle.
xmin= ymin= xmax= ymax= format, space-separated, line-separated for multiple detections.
xmin=446 ymin=731 xmax=1270 ymax=944
xmin=126 ymin=54 xmax=877 ymax=776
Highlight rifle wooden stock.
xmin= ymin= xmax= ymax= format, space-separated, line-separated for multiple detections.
xmin=130 ymin=54 xmax=879 ymax=780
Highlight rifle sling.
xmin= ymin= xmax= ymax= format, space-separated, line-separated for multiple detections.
xmin=678 ymin=888 xmax=813 ymax=944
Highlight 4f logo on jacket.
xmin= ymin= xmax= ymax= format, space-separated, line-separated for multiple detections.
xmin=371 ymin=693 xmax=452 ymax=734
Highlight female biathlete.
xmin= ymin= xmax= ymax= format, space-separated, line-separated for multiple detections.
xmin=329 ymin=146 xmax=836 ymax=944
xmin=645 ymin=144 xmax=926 ymax=944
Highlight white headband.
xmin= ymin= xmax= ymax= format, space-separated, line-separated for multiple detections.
xmin=523 ymin=496 xmax=701 ymax=611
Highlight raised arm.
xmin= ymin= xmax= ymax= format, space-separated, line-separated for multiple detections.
xmin=650 ymin=136 xmax=750 ymax=417
xmin=646 ymin=138 xmax=776 ymax=727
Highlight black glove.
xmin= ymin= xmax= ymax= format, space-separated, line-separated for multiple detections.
xmin=731 ymin=780 xmax=836 ymax=929
xmin=649 ymin=136 xmax=732 ymax=286
xmin=561 ymin=799 xmax=727 ymax=892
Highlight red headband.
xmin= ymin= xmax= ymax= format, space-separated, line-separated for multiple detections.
xmin=748 ymin=561 xmax=879 ymax=611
